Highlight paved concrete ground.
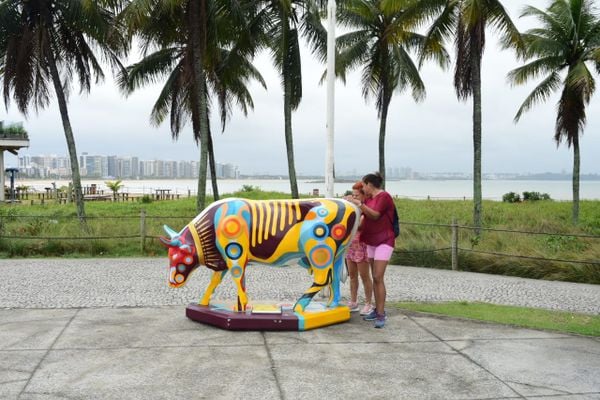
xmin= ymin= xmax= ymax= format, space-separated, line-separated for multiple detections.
xmin=1 ymin=307 xmax=599 ymax=400
xmin=1 ymin=258 xmax=599 ymax=399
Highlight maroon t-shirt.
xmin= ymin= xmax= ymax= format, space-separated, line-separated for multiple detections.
xmin=361 ymin=191 xmax=395 ymax=247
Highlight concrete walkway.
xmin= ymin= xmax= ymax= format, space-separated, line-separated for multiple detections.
xmin=0 ymin=258 xmax=599 ymax=399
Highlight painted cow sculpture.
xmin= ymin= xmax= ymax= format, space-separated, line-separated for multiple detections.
xmin=160 ymin=198 xmax=359 ymax=312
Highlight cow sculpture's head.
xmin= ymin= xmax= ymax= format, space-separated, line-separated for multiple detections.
xmin=160 ymin=225 xmax=200 ymax=288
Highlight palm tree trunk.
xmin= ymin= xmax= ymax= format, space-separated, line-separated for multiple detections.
xmin=207 ymin=122 xmax=219 ymax=201
xmin=471 ymin=55 xmax=483 ymax=234
xmin=47 ymin=51 xmax=87 ymax=228
xmin=189 ymin=0 xmax=209 ymax=212
xmin=572 ymin=134 xmax=580 ymax=224
xmin=284 ymin=76 xmax=299 ymax=199
xmin=378 ymin=98 xmax=390 ymax=190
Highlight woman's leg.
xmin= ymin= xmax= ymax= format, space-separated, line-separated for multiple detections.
xmin=357 ymin=261 xmax=373 ymax=305
xmin=346 ymin=259 xmax=359 ymax=303
xmin=371 ymin=260 xmax=388 ymax=315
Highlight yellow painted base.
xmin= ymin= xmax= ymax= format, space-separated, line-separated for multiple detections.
xmin=295 ymin=304 xmax=351 ymax=331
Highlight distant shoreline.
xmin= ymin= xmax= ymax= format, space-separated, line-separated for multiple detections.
xmin=17 ymin=175 xmax=600 ymax=182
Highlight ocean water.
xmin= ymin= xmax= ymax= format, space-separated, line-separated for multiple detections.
xmin=17 ymin=178 xmax=600 ymax=201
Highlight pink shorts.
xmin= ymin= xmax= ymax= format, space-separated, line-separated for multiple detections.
xmin=366 ymin=244 xmax=394 ymax=261
xmin=346 ymin=239 xmax=368 ymax=263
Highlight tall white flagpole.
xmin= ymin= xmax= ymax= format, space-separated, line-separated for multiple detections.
xmin=325 ymin=0 xmax=336 ymax=198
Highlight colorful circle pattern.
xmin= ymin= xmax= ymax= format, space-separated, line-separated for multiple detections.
xmin=222 ymin=216 xmax=242 ymax=239
xmin=331 ymin=224 xmax=346 ymax=240
xmin=231 ymin=265 xmax=243 ymax=278
xmin=225 ymin=242 xmax=243 ymax=260
xmin=309 ymin=245 xmax=333 ymax=269
xmin=312 ymin=224 xmax=328 ymax=239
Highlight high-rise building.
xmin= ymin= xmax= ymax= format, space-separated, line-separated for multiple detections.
xmin=107 ymin=156 xmax=117 ymax=177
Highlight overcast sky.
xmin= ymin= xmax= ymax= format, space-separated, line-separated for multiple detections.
xmin=2 ymin=0 xmax=599 ymax=176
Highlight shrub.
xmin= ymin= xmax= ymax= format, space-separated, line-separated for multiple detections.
xmin=502 ymin=192 xmax=521 ymax=203
xmin=141 ymin=195 xmax=153 ymax=204
xmin=241 ymin=184 xmax=260 ymax=192
xmin=523 ymin=191 xmax=552 ymax=201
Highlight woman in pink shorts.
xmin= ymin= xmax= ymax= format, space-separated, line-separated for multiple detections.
xmin=345 ymin=182 xmax=374 ymax=315
xmin=348 ymin=172 xmax=396 ymax=328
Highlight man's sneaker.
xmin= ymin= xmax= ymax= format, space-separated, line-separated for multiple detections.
xmin=346 ymin=301 xmax=359 ymax=312
xmin=359 ymin=303 xmax=375 ymax=316
xmin=374 ymin=313 xmax=386 ymax=329
xmin=363 ymin=309 xmax=378 ymax=321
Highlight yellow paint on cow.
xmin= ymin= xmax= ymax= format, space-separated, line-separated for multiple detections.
xmin=271 ymin=201 xmax=278 ymax=237
xmin=279 ymin=201 xmax=286 ymax=232
xmin=250 ymin=201 xmax=258 ymax=247
xmin=264 ymin=202 xmax=272 ymax=241
xmin=187 ymin=222 xmax=204 ymax=265
xmin=257 ymin=202 xmax=265 ymax=244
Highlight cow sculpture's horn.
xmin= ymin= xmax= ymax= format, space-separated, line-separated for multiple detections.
xmin=160 ymin=225 xmax=182 ymax=247
xmin=164 ymin=225 xmax=179 ymax=239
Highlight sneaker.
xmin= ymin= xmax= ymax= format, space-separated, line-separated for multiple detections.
xmin=360 ymin=303 xmax=375 ymax=316
xmin=346 ymin=301 xmax=359 ymax=312
xmin=363 ymin=309 xmax=378 ymax=321
xmin=374 ymin=313 xmax=386 ymax=329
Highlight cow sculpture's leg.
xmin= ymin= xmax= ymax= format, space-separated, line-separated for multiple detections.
xmin=330 ymin=255 xmax=344 ymax=307
xmin=293 ymin=267 xmax=332 ymax=312
xmin=229 ymin=262 xmax=249 ymax=311
xmin=199 ymin=270 xmax=228 ymax=306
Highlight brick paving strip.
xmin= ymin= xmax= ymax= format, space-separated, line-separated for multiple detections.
xmin=1 ymin=258 xmax=598 ymax=314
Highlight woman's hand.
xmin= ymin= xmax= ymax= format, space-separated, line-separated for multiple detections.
xmin=344 ymin=195 xmax=361 ymax=207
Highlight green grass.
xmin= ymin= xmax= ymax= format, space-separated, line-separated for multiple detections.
xmin=392 ymin=199 xmax=600 ymax=284
xmin=0 ymin=188 xmax=598 ymax=283
xmin=395 ymin=301 xmax=600 ymax=337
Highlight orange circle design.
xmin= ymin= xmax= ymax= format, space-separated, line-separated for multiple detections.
xmin=311 ymin=248 xmax=331 ymax=267
xmin=332 ymin=224 xmax=346 ymax=240
xmin=222 ymin=217 xmax=242 ymax=238
xmin=175 ymin=274 xmax=185 ymax=283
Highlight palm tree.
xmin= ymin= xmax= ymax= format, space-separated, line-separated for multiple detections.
xmin=105 ymin=179 xmax=123 ymax=201
xmin=421 ymin=0 xmax=523 ymax=231
xmin=259 ymin=0 xmax=325 ymax=199
xmin=508 ymin=0 xmax=600 ymax=224
xmin=121 ymin=0 xmax=264 ymax=210
xmin=334 ymin=0 xmax=448 ymax=187
xmin=0 ymin=0 xmax=127 ymax=224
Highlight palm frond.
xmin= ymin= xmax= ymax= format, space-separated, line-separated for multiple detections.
xmin=488 ymin=0 xmax=524 ymax=55
xmin=507 ymin=55 xmax=565 ymax=85
xmin=555 ymin=81 xmax=587 ymax=147
xmin=565 ymin=60 xmax=596 ymax=102
xmin=513 ymin=71 xmax=562 ymax=122
xmin=420 ymin=0 xmax=458 ymax=68
xmin=118 ymin=47 xmax=180 ymax=94
xmin=395 ymin=45 xmax=426 ymax=102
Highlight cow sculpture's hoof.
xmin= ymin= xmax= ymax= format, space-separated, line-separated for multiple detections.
xmin=186 ymin=301 xmax=350 ymax=331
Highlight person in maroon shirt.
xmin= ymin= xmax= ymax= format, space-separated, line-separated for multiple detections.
xmin=347 ymin=172 xmax=395 ymax=328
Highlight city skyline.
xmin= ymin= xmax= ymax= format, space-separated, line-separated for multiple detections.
xmin=18 ymin=153 xmax=240 ymax=180
xmin=16 ymin=151 xmax=599 ymax=181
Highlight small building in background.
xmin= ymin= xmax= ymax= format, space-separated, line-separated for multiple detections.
xmin=0 ymin=121 xmax=30 ymax=202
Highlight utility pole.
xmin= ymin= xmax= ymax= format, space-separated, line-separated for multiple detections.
xmin=325 ymin=0 xmax=336 ymax=198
